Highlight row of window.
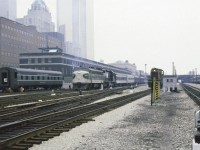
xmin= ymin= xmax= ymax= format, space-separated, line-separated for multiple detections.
xmin=1 ymin=33 xmax=46 ymax=47
xmin=18 ymin=75 xmax=62 ymax=81
xmin=1 ymin=25 xmax=58 ymax=45
xmin=20 ymin=57 xmax=130 ymax=75
xmin=128 ymin=78 xmax=134 ymax=80
xmin=0 ymin=63 xmax=18 ymax=67
xmin=1 ymin=24 xmax=35 ymax=37
xmin=1 ymin=51 xmax=18 ymax=58
xmin=166 ymin=79 xmax=174 ymax=82
xmin=116 ymin=77 xmax=127 ymax=80
xmin=1 ymin=42 xmax=34 ymax=52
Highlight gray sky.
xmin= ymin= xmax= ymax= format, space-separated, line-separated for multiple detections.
xmin=17 ymin=0 xmax=200 ymax=75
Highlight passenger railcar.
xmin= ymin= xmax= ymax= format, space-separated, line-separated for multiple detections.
xmin=116 ymin=74 xmax=135 ymax=86
xmin=0 ymin=67 xmax=63 ymax=91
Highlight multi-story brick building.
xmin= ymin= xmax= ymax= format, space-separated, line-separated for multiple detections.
xmin=0 ymin=17 xmax=62 ymax=67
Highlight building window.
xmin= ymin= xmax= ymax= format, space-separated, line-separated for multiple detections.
xmin=38 ymin=58 xmax=42 ymax=63
xmin=52 ymin=58 xmax=62 ymax=63
xmin=19 ymin=59 xmax=28 ymax=64
xmin=31 ymin=58 xmax=35 ymax=63
xmin=45 ymin=58 xmax=49 ymax=63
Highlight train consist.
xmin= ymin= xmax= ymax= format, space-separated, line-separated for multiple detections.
xmin=72 ymin=67 xmax=143 ymax=90
xmin=0 ymin=66 xmax=145 ymax=92
xmin=0 ymin=67 xmax=63 ymax=91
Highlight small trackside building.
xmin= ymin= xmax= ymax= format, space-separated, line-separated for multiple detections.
xmin=162 ymin=75 xmax=178 ymax=92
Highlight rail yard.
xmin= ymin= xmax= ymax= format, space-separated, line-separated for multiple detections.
xmin=0 ymin=83 xmax=199 ymax=149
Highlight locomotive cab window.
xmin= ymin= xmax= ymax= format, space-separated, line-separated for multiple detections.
xmin=2 ymin=72 xmax=8 ymax=84
xmin=15 ymin=72 xmax=17 ymax=78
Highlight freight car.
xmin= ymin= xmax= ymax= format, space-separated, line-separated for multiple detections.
xmin=0 ymin=67 xmax=63 ymax=92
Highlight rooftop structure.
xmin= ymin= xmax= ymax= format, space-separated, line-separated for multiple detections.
xmin=17 ymin=0 xmax=55 ymax=32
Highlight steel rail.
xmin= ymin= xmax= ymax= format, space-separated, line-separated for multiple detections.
xmin=0 ymin=89 xmax=150 ymax=149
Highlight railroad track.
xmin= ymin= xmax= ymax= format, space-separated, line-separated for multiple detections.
xmin=181 ymin=83 xmax=200 ymax=105
xmin=0 ymin=89 xmax=92 ymax=108
xmin=0 ymin=86 xmax=130 ymax=109
xmin=0 ymin=88 xmax=126 ymax=127
xmin=0 ymin=89 xmax=150 ymax=150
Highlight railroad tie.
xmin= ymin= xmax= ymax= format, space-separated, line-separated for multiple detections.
xmin=53 ymin=128 xmax=70 ymax=132
xmin=9 ymin=145 xmax=28 ymax=150
xmin=31 ymin=137 xmax=49 ymax=141
xmin=25 ymin=139 xmax=42 ymax=144
xmin=45 ymin=132 xmax=60 ymax=136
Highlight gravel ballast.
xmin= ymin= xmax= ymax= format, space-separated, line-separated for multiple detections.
xmin=30 ymin=85 xmax=198 ymax=150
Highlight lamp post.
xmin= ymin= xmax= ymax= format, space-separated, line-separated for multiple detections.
xmin=196 ymin=68 xmax=197 ymax=83
xmin=145 ymin=64 xmax=147 ymax=84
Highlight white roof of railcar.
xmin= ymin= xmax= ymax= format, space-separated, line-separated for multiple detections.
xmin=1 ymin=67 xmax=62 ymax=75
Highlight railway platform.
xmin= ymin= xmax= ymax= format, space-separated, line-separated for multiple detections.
xmin=29 ymin=85 xmax=197 ymax=150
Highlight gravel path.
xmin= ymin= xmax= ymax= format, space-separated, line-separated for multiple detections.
xmin=30 ymin=85 xmax=198 ymax=150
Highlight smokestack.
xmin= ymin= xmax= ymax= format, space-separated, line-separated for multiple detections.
xmin=172 ymin=62 xmax=174 ymax=75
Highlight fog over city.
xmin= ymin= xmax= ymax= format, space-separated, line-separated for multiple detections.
xmin=17 ymin=0 xmax=200 ymax=75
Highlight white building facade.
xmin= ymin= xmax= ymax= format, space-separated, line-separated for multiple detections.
xmin=17 ymin=0 xmax=55 ymax=32
xmin=163 ymin=75 xmax=178 ymax=92
xmin=0 ymin=0 xmax=16 ymax=21
xmin=57 ymin=0 xmax=94 ymax=60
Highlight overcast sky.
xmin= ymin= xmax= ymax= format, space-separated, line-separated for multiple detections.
xmin=17 ymin=0 xmax=200 ymax=75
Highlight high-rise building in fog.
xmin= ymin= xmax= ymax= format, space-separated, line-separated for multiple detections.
xmin=17 ymin=0 xmax=55 ymax=32
xmin=57 ymin=0 xmax=94 ymax=60
xmin=0 ymin=0 xmax=16 ymax=21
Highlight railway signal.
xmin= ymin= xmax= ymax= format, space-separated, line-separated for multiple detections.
xmin=148 ymin=68 xmax=164 ymax=105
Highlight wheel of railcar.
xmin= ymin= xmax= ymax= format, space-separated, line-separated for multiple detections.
xmin=18 ymin=86 xmax=24 ymax=92
xmin=6 ymin=87 xmax=13 ymax=93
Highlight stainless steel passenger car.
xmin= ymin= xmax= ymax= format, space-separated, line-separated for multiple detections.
xmin=0 ymin=67 xmax=63 ymax=91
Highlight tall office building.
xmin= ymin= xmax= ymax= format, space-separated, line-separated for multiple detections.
xmin=0 ymin=0 xmax=17 ymax=21
xmin=57 ymin=0 xmax=94 ymax=60
xmin=17 ymin=0 xmax=55 ymax=32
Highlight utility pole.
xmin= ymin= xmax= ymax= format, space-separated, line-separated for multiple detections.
xmin=145 ymin=64 xmax=147 ymax=84
xmin=196 ymin=68 xmax=197 ymax=83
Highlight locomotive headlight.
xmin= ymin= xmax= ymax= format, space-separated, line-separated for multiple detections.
xmin=83 ymin=73 xmax=89 ymax=79
xmin=72 ymin=74 xmax=76 ymax=79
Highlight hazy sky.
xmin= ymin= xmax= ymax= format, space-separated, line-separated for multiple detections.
xmin=17 ymin=0 xmax=200 ymax=75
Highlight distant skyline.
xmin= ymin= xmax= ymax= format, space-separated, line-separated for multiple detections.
xmin=17 ymin=0 xmax=56 ymax=24
xmin=17 ymin=0 xmax=200 ymax=75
